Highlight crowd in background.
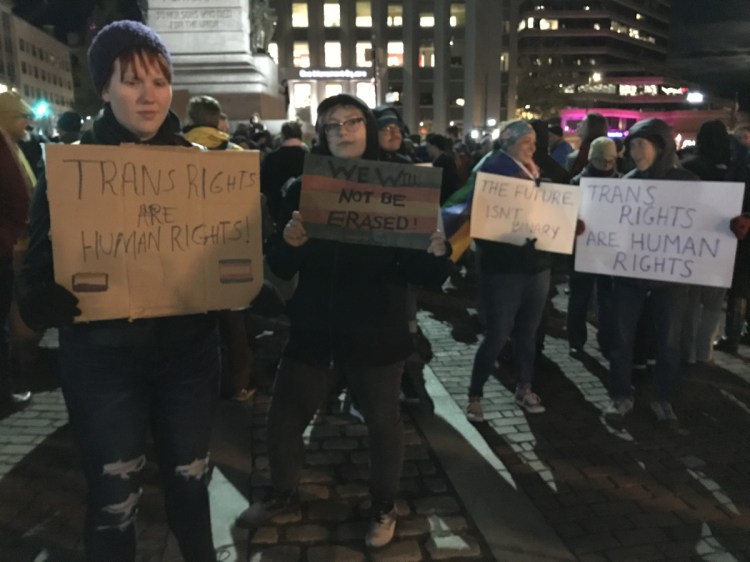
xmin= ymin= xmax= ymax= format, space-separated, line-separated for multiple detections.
xmin=2 ymin=19 xmax=750 ymax=561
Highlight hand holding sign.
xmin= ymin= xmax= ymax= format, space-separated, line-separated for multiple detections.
xmin=730 ymin=214 xmax=750 ymax=240
xmin=427 ymin=230 xmax=447 ymax=257
xmin=284 ymin=210 xmax=309 ymax=247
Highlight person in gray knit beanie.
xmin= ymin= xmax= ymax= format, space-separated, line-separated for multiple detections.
xmin=498 ymin=119 xmax=534 ymax=151
xmin=88 ymin=20 xmax=172 ymax=94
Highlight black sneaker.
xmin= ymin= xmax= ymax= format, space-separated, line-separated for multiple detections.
xmin=235 ymin=488 xmax=297 ymax=528
xmin=714 ymin=338 xmax=739 ymax=354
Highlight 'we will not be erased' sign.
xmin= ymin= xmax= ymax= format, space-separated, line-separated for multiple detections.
xmin=299 ymin=153 xmax=442 ymax=250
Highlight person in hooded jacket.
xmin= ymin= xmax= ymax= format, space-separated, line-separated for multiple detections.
xmin=568 ymin=137 xmax=620 ymax=357
xmin=236 ymin=93 xmax=451 ymax=549
xmin=605 ymin=118 xmax=697 ymax=428
xmin=16 ymin=21 xmax=220 ymax=561
xmin=716 ymin=124 xmax=750 ymax=353
xmin=373 ymin=105 xmax=412 ymax=165
xmin=679 ymin=120 xmax=731 ymax=364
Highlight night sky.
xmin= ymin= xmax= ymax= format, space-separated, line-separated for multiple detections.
xmin=12 ymin=0 xmax=750 ymax=109
xmin=669 ymin=0 xmax=750 ymax=108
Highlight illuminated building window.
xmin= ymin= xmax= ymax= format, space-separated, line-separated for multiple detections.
xmin=356 ymin=41 xmax=372 ymax=67
xmin=539 ymin=18 xmax=558 ymax=30
xmin=355 ymin=1 xmax=372 ymax=27
xmin=293 ymin=41 xmax=310 ymax=68
xmin=293 ymin=82 xmax=312 ymax=108
xmin=324 ymin=42 xmax=342 ymax=67
xmin=387 ymin=5 xmax=403 ymax=27
xmin=420 ymin=14 xmax=435 ymax=27
xmin=325 ymin=83 xmax=343 ymax=98
xmin=324 ymin=3 xmax=340 ymax=27
xmin=267 ymin=42 xmax=278 ymax=63
xmin=419 ymin=43 xmax=435 ymax=68
xmin=356 ymin=82 xmax=376 ymax=108
xmin=387 ymin=41 xmax=404 ymax=67
xmin=450 ymin=4 xmax=465 ymax=26
xmin=292 ymin=3 xmax=308 ymax=27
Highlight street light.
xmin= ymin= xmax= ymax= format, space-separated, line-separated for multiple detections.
xmin=33 ymin=101 xmax=50 ymax=119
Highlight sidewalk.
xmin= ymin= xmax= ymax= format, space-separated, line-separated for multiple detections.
xmin=1 ymin=276 xmax=750 ymax=560
xmin=418 ymin=276 xmax=750 ymax=561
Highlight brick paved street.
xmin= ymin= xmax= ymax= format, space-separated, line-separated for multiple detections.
xmin=1 ymin=272 xmax=750 ymax=560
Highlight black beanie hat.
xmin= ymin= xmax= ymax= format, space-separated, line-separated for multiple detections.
xmin=88 ymin=20 xmax=172 ymax=94
xmin=315 ymin=93 xmax=379 ymax=161
xmin=57 ymin=111 xmax=83 ymax=133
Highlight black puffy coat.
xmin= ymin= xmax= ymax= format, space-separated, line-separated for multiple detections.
xmin=266 ymin=94 xmax=452 ymax=367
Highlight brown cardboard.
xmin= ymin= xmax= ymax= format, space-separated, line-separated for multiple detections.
xmin=45 ymin=144 xmax=263 ymax=322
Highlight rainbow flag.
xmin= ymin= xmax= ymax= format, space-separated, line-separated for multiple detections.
xmin=441 ymin=151 xmax=497 ymax=262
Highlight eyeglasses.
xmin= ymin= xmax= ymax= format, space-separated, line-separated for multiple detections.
xmin=323 ymin=116 xmax=365 ymax=136
xmin=380 ymin=124 xmax=401 ymax=135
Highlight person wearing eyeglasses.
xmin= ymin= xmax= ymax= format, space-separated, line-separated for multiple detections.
xmin=567 ymin=136 xmax=621 ymax=360
xmin=373 ymin=105 xmax=411 ymax=164
xmin=237 ymin=93 xmax=452 ymax=549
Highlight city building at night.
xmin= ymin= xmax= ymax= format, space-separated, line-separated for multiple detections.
xmin=271 ymin=0 xmax=716 ymax=138
xmin=0 ymin=1 xmax=75 ymax=123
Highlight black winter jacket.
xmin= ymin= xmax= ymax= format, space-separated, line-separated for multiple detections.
xmin=17 ymin=104 xmax=217 ymax=347
xmin=267 ymin=179 xmax=452 ymax=367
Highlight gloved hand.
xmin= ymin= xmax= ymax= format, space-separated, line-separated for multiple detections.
xmin=730 ymin=214 xmax=750 ymax=240
xmin=18 ymin=281 xmax=81 ymax=331
xmin=575 ymin=219 xmax=586 ymax=236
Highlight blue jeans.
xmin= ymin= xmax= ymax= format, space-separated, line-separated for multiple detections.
xmin=59 ymin=326 xmax=220 ymax=562
xmin=470 ymin=270 xmax=550 ymax=397
xmin=609 ymin=279 xmax=687 ymax=402
xmin=268 ymin=357 xmax=404 ymax=504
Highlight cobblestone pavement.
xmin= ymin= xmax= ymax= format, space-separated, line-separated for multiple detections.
xmin=2 ymin=274 xmax=750 ymax=561
xmin=418 ymin=274 xmax=750 ymax=562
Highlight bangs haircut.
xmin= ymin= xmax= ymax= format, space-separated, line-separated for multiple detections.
xmin=116 ymin=48 xmax=172 ymax=84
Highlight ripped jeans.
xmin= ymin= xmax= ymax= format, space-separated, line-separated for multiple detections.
xmin=59 ymin=326 xmax=220 ymax=562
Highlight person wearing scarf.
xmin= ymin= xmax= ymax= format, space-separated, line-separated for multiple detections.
xmin=466 ymin=120 xmax=551 ymax=422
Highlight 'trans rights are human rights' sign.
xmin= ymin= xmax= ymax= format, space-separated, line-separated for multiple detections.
xmin=575 ymin=177 xmax=744 ymax=287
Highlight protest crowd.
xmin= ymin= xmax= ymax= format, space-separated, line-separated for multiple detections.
xmin=2 ymin=19 xmax=750 ymax=562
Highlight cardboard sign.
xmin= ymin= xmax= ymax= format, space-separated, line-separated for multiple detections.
xmin=470 ymin=172 xmax=582 ymax=254
xmin=45 ymin=144 xmax=263 ymax=322
xmin=575 ymin=177 xmax=744 ymax=287
xmin=299 ymin=153 xmax=441 ymax=249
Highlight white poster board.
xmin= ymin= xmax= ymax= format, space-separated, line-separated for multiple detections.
xmin=45 ymin=144 xmax=263 ymax=322
xmin=469 ymin=172 xmax=582 ymax=254
xmin=575 ymin=177 xmax=744 ymax=287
